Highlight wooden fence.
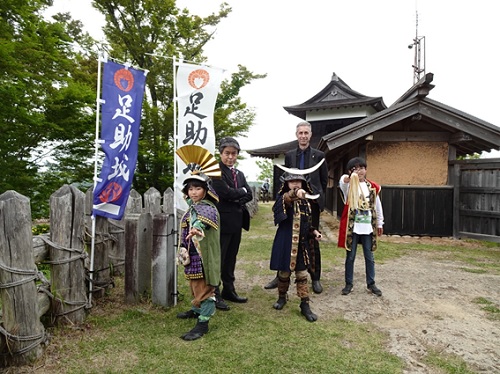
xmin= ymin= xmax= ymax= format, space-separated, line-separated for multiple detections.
xmin=380 ymin=186 xmax=453 ymax=237
xmin=0 ymin=185 xmax=258 ymax=367
xmin=451 ymin=159 xmax=500 ymax=243
xmin=334 ymin=186 xmax=454 ymax=237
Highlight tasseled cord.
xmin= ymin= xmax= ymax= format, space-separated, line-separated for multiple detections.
xmin=347 ymin=172 xmax=362 ymax=210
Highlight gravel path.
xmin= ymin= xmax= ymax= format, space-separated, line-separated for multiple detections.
xmin=312 ymin=214 xmax=500 ymax=373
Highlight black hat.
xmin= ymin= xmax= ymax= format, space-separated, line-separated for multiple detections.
xmin=282 ymin=172 xmax=306 ymax=182
xmin=219 ymin=137 xmax=241 ymax=153
xmin=278 ymin=169 xmax=314 ymax=195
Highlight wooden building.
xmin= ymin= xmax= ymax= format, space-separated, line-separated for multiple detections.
xmin=248 ymin=72 xmax=500 ymax=240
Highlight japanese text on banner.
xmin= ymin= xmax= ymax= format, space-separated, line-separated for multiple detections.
xmin=175 ymin=63 xmax=223 ymax=210
xmin=92 ymin=61 xmax=146 ymax=220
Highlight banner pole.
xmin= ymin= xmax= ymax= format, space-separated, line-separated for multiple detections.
xmin=89 ymin=52 xmax=105 ymax=307
xmin=173 ymin=55 xmax=178 ymax=306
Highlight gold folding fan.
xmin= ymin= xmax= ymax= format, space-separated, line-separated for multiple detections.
xmin=176 ymin=145 xmax=221 ymax=179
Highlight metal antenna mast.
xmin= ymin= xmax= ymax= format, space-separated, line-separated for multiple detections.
xmin=408 ymin=11 xmax=425 ymax=84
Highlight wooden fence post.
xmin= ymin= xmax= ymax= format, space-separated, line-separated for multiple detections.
xmin=49 ymin=185 xmax=87 ymax=324
xmin=246 ymin=186 xmax=258 ymax=218
xmin=452 ymin=163 xmax=461 ymax=239
xmin=92 ymin=214 xmax=110 ymax=299
xmin=144 ymin=187 xmax=161 ymax=214
xmin=107 ymin=189 xmax=143 ymax=276
xmin=108 ymin=217 xmax=125 ymax=276
xmin=126 ymin=189 xmax=143 ymax=214
xmin=152 ymin=188 xmax=175 ymax=307
xmin=124 ymin=212 xmax=152 ymax=304
xmin=0 ymin=191 xmax=45 ymax=366
xmin=33 ymin=234 xmax=50 ymax=264
xmin=85 ymin=188 xmax=113 ymax=299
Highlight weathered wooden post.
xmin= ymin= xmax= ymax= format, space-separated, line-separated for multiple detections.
xmin=124 ymin=211 xmax=152 ymax=304
xmin=152 ymin=188 xmax=176 ymax=307
xmin=49 ymin=185 xmax=87 ymax=324
xmin=85 ymin=188 xmax=113 ymax=299
xmin=144 ymin=187 xmax=165 ymax=306
xmin=91 ymin=214 xmax=110 ymax=299
xmin=144 ymin=187 xmax=162 ymax=215
xmin=0 ymin=191 xmax=45 ymax=366
xmin=246 ymin=186 xmax=258 ymax=218
xmin=32 ymin=234 xmax=51 ymax=320
xmin=33 ymin=234 xmax=50 ymax=263
xmin=126 ymin=188 xmax=143 ymax=213
xmin=108 ymin=218 xmax=125 ymax=276
xmin=90 ymin=187 xmax=146 ymax=295
xmin=104 ymin=189 xmax=142 ymax=277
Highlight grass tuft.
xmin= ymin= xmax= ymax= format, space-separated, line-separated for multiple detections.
xmin=472 ymin=297 xmax=500 ymax=320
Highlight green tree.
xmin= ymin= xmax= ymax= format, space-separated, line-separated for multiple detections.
xmin=458 ymin=153 xmax=481 ymax=160
xmin=92 ymin=0 xmax=266 ymax=194
xmin=1 ymin=1 xmax=265 ymax=218
xmin=256 ymin=158 xmax=273 ymax=182
xmin=0 ymin=1 xmax=97 ymax=217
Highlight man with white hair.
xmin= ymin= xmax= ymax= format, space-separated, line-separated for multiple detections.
xmin=265 ymin=121 xmax=328 ymax=294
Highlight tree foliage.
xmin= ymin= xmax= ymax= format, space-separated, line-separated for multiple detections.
xmin=256 ymin=158 xmax=274 ymax=182
xmin=92 ymin=0 xmax=266 ymax=194
xmin=0 ymin=0 xmax=265 ymax=217
xmin=458 ymin=153 xmax=481 ymax=160
xmin=0 ymin=1 xmax=97 ymax=216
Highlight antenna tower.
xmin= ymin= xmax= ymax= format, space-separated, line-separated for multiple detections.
xmin=408 ymin=11 xmax=425 ymax=84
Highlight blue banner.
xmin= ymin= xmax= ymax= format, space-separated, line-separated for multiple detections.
xmin=92 ymin=61 xmax=146 ymax=220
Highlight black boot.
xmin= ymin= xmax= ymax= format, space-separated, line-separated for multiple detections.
xmin=367 ymin=283 xmax=382 ymax=296
xmin=312 ymin=280 xmax=323 ymax=294
xmin=181 ymin=320 xmax=209 ymax=341
xmin=273 ymin=295 xmax=287 ymax=310
xmin=214 ymin=286 xmax=230 ymax=311
xmin=300 ymin=299 xmax=318 ymax=322
xmin=264 ymin=276 xmax=278 ymax=290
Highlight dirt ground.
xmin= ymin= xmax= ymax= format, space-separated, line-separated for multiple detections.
xmin=308 ymin=213 xmax=500 ymax=373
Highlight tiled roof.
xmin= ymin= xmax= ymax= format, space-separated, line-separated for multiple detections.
xmin=283 ymin=72 xmax=386 ymax=119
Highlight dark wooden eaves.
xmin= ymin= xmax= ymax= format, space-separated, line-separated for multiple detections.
xmin=283 ymin=73 xmax=387 ymax=119
xmin=247 ymin=134 xmax=324 ymax=159
xmin=319 ymin=96 xmax=500 ymax=157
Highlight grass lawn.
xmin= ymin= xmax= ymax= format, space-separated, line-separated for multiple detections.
xmin=9 ymin=203 xmax=499 ymax=373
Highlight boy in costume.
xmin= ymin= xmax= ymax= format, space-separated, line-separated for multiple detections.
xmin=269 ymin=170 xmax=322 ymax=322
xmin=175 ymin=145 xmax=221 ymax=341
xmin=338 ymin=157 xmax=384 ymax=297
